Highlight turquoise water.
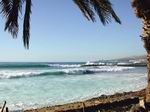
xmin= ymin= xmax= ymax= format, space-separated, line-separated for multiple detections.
xmin=0 ymin=62 xmax=147 ymax=111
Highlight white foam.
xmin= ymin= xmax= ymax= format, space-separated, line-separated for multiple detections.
xmin=48 ymin=64 xmax=81 ymax=68
xmin=0 ymin=70 xmax=47 ymax=79
xmin=97 ymin=66 xmax=134 ymax=72
xmin=63 ymin=66 xmax=134 ymax=74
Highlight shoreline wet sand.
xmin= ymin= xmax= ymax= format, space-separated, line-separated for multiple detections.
xmin=25 ymin=89 xmax=145 ymax=112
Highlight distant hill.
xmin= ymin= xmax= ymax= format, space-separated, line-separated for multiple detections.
xmin=116 ymin=55 xmax=146 ymax=61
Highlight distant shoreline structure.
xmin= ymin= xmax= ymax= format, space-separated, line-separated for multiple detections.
xmin=81 ymin=63 xmax=146 ymax=67
xmin=81 ymin=55 xmax=147 ymax=67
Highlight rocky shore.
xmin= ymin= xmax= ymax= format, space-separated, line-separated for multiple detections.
xmin=25 ymin=89 xmax=145 ymax=112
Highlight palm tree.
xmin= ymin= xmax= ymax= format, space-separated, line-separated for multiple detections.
xmin=132 ymin=0 xmax=150 ymax=108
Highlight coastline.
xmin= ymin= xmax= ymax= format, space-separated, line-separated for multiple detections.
xmin=25 ymin=89 xmax=145 ymax=112
xmin=0 ymin=63 xmax=146 ymax=111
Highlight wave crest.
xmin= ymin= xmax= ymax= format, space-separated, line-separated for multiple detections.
xmin=0 ymin=66 xmax=134 ymax=79
xmin=48 ymin=64 xmax=81 ymax=68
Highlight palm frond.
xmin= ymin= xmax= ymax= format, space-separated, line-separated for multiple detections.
xmin=73 ymin=0 xmax=121 ymax=25
xmin=91 ymin=0 xmax=121 ymax=25
xmin=91 ymin=0 xmax=109 ymax=25
xmin=73 ymin=0 xmax=95 ymax=22
xmin=4 ymin=0 xmax=22 ymax=37
xmin=0 ymin=0 xmax=12 ymax=17
xmin=23 ymin=0 xmax=31 ymax=49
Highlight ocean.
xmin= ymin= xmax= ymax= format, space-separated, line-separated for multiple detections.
xmin=0 ymin=62 xmax=147 ymax=111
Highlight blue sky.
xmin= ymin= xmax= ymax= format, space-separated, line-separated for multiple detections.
xmin=0 ymin=0 xmax=146 ymax=62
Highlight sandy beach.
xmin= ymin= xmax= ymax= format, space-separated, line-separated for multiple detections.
xmin=25 ymin=89 xmax=145 ymax=112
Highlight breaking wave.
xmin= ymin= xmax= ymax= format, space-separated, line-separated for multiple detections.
xmin=0 ymin=66 xmax=134 ymax=79
xmin=48 ymin=64 xmax=81 ymax=68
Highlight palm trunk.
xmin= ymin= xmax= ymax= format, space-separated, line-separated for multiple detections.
xmin=142 ymin=19 xmax=150 ymax=108
xmin=131 ymin=0 xmax=150 ymax=108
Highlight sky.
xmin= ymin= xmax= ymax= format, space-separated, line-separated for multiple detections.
xmin=0 ymin=0 xmax=146 ymax=62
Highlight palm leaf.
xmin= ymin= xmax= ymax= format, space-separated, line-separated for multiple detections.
xmin=23 ymin=0 xmax=31 ymax=49
xmin=73 ymin=0 xmax=121 ymax=25
xmin=4 ymin=0 xmax=22 ymax=37
xmin=73 ymin=0 xmax=95 ymax=22
xmin=0 ymin=0 xmax=12 ymax=17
